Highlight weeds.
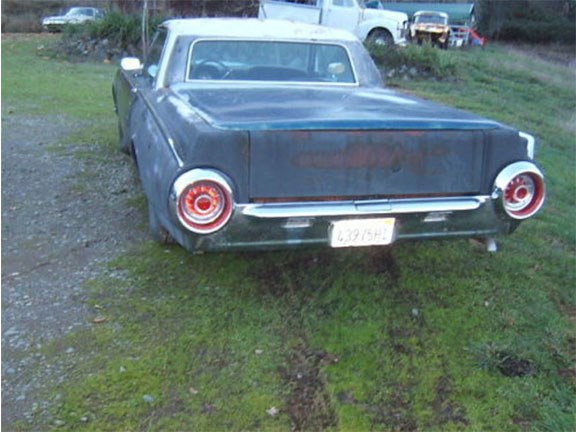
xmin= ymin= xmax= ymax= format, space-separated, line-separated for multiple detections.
xmin=59 ymin=12 xmax=166 ymax=58
xmin=367 ymin=44 xmax=459 ymax=80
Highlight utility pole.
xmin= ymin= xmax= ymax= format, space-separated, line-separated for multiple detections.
xmin=142 ymin=0 xmax=149 ymax=61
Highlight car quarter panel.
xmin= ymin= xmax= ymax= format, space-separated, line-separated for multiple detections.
xmin=149 ymin=90 xmax=252 ymax=203
xmin=129 ymin=95 xmax=181 ymax=216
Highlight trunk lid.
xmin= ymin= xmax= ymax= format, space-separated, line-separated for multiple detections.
xmin=173 ymin=85 xmax=501 ymax=131
xmin=173 ymin=85 xmax=494 ymax=199
xmin=249 ymin=129 xmax=485 ymax=199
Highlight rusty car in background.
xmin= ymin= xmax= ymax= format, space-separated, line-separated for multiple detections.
xmin=112 ymin=18 xmax=545 ymax=253
xmin=410 ymin=10 xmax=451 ymax=48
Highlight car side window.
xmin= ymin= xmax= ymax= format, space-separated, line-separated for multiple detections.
xmin=144 ymin=29 xmax=168 ymax=80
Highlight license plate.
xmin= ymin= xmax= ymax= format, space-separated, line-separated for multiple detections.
xmin=330 ymin=218 xmax=396 ymax=248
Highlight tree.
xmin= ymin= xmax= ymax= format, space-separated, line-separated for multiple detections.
xmin=476 ymin=0 xmax=575 ymax=43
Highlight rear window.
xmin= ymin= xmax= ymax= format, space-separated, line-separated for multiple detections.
xmin=187 ymin=40 xmax=356 ymax=84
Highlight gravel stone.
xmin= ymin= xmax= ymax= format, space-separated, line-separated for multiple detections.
xmin=1 ymin=111 xmax=145 ymax=428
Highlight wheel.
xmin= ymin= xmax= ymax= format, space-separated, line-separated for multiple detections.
xmin=441 ymin=36 xmax=450 ymax=50
xmin=113 ymin=89 xmax=131 ymax=155
xmin=118 ymin=121 xmax=131 ymax=154
xmin=148 ymin=201 xmax=175 ymax=245
xmin=129 ymin=142 xmax=139 ymax=169
xmin=367 ymin=29 xmax=394 ymax=46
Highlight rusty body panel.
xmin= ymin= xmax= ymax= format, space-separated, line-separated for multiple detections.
xmin=250 ymin=129 xmax=485 ymax=199
xmin=410 ymin=11 xmax=451 ymax=48
xmin=112 ymin=18 xmax=545 ymax=253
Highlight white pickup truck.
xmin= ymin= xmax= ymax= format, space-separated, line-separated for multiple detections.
xmin=259 ymin=0 xmax=408 ymax=45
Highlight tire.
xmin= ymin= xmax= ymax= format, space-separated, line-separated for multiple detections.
xmin=148 ymin=201 xmax=175 ymax=245
xmin=442 ymin=35 xmax=450 ymax=50
xmin=118 ymin=121 xmax=131 ymax=155
xmin=367 ymin=29 xmax=394 ymax=46
xmin=113 ymin=89 xmax=131 ymax=155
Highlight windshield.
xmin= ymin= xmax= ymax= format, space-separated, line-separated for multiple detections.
xmin=187 ymin=40 xmax=356 ymax=84
xmin=66 ymin=7 xmax=92 ymax=17
xmin=415 ymin=14 xmax=448 ymax=25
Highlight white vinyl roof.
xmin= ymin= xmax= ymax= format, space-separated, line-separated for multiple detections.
xmin=414 ymin=10 xmax=449 ymax=19
xmin=163 ymin=18 xmax=359 ymax=42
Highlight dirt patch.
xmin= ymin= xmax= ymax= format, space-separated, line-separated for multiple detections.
xmin=369 ymin=383 xmax=418 ymax=431
xmin=432 ymin=375 xmax=468 ymax=426
xmin=364 ymin=375 xmax=468 ymax=430
xmin=364 ymin=247 xmax=401 ymax=283
xmin=280 ymin=344 xmax=339 ymax=431
xmin=495 ymin=352 xmax=535 ymax=378
xmin=248 ymin=247 xmax=399 ymax=299
xmin=247 ymin=250 xmax=340 ymax=298
xmin=1 ymin=111 xmax=144 ymax=427
xmin=248 ymin=247 xmax=404 ymax=430
xmin=246 ymin=246 xmax=401 ymax=431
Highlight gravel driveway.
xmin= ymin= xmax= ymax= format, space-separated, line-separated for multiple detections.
xmin=1 ymin=112 xmax=144 ymax=427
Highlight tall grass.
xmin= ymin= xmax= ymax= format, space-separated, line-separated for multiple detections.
xmin=367 ymin=44 xmax=459 ymax=80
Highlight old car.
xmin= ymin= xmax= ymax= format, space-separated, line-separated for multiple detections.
xmin=410 ymin=10 xmax=451 ymax=48
xmin=42 ymin=7 xmax=104 ymax=32
xmin=112 ymin=18 xmax=545 ymax=253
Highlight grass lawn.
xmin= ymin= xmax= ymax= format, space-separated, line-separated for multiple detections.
xmin=3 ymin=34 xmax=575 ymax=431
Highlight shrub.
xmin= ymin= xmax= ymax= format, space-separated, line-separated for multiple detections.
xmin=498 ymin=17 xmax=576 ymax=44
xmin=1 ymin=12 xmax=43 ymax=33
xmin=86 ymin=12 xmax=143 ymax=53
xmin=367 ymin=44 xmax=459 ymax=81
xmin=477 ymin=0 xmax=576 ymax=44
xmin=60 ymin=12 xmax=166 ymax=59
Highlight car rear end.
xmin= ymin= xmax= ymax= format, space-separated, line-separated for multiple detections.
xmin=151 ymin=21 xmax=544 ymax=252
xmin=167 ymin=122 xmax=544 ymax=252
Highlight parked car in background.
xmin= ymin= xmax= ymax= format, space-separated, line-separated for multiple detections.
xmin=410 ymin=11 xmax=451 ymax=48
xmin=112 ymin=18 xmax=545 ymax=253
xmin=42 ymin=7 xmax=104 ymax=32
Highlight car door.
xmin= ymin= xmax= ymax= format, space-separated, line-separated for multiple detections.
xmin=322 ymin=0 xmax=361 ymax=32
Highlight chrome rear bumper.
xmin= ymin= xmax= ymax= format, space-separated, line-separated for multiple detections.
xmin=170 ymin=194 xmax=517 ymax=252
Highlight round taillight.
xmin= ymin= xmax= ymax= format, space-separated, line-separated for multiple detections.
xmin=172 ymin=170 xmax=234 ymax=234
xmin=494 ymin=162 xmax=545 ymax=220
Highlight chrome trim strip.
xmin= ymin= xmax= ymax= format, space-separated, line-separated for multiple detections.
xmin=241 ymin=196 xmax=486 ymax=219
xmin=519 ymin=131 xmax=535 ymax=159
